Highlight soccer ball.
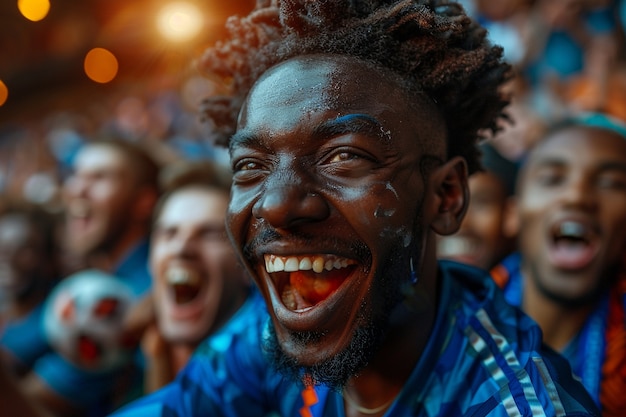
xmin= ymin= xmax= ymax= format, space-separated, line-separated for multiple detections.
xmin=44 ymin=269 xmax=135 ymax=372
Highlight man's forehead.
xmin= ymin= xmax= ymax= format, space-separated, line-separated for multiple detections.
xmin=248 ymin=55 xmax=407 ymax=105
xmin=526 ymin=126 xmax=626 ymax=168
xmin=75 ymin=145 xmax=129 ymax=171
xmin=239 ymin=55 xmax=444 ymax=145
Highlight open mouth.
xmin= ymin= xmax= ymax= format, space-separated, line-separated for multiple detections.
xmin=67 ymin=200 xmax=90 ymax=220
xmin=78 ymin=334 xmax=101 ymax=366
xmin=66 ymin=200 xmax=92 ymax=230
xmin=166 ymin=267 xmax=203 ymax=305
xmin=264 ymin=254 xmax=357 ymax=312
xmin=548 ymin=220 xmax=599 ymax=269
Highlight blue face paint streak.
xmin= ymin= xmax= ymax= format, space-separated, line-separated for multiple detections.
xmin=312 ymin=114 xmax=389 ymax=144
xmin=333 ymin=114 xmax=380 ymax=124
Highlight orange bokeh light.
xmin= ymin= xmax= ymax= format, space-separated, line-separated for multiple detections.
xmin=84 ymin=48 xmax=119 ymax=84
xmin=17 ymin=0 xmax=50 ymax=22
xmin=0 ymin=80 xmax=8 ymax=106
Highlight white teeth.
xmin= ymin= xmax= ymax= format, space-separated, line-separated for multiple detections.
xmin=313 ymin=257 xmax=325 ymax=273
xmin=274 ymin=258 xmax=285 ymax=272
xmin=166 ymin=268 xmax=199 ymax=285
xmin=264 ymin=254 xmax=355 ymax=274
xmin=438 ymin=236 xmax=473 ymax=257
xmin=282 ymin=285 xmax=296 ymax=310
xmin=68 ymin=201 xmax=89 ymax=218
xmin=285 ymin=257 xmax=299 ymax=272
xmin=559 ymin=222 xmax=585 ymax=238
xmin=299 ymin=258 xmax=312 ymax=270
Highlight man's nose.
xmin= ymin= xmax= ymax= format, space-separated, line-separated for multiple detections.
xmin=169 ymin=232 xmax=198 ymax=258
xmin=252 ymin=171 xmax=329 ymax=229
xmin=560 ymin=175 xmax=598 ymax=211
xmin=64 ymin=176 xmax=89 ymax=198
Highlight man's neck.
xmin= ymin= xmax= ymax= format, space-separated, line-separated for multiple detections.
xmin=521 ymin=274 xmax=595 ymax=351
xmin=344 ymin=269 xmax=438 ymax=416
xmin=91 ymin=232 xmax=146 ymax=272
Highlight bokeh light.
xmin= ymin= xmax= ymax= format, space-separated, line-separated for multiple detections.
xmin=17 ymin=0 xmax=50 ymax=22
xmin=0 ymin=80 xmax=8 ymax=106
xmin=156 ymin=1 xmax=204 ymax=42
xmin=84 ymin=48 xmax=119 ymax=84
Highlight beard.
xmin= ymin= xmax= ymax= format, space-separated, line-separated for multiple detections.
xmin=251 ymin=178 xmax=429 ymax=389
xmin=262 ymin=308 xmax=384 ymax=390
xmin=261 ymin=239 xmax=417 ymax=391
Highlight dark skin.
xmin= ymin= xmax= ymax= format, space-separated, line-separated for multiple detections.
xmin=227 ymin=54 xmax=468 ymax=415
xmin=0 ymin=213 xmax=52 ymax=325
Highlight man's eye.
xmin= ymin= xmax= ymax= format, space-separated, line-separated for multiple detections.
xmin=597 ymin=174 xmax=626 ymax=190
xmin=201 ymin=227 xmax=227 ymax=241
xmin=154 ymin=227 xmax=176 ymax=241
xmin=328 ymin=152 xmax=357 ymax=163
xmin=534 ymin=168 xmax=563 ymax=186
xmin=324 ymin=148 xmax=376 ymax=165
xmin=234 ymin=160 xmax=262 ymax=172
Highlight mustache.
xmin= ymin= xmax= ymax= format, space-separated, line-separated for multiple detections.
xmin=242 ymin=227 xmax=370 ymax=264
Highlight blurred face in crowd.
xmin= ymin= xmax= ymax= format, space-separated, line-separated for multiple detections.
xmin=63 ymin=143 xmax=143 ymax=258
xmin=226 ymin=55 xmax=464 ymax=387
xmin=538 ymin=0 xmax=585 ymax=28
xmin=438 ymin=172 xmax=515 ymax=270
xmin=150 ymin=186 xmax=249 ymax=344
xmin=0 ymin=213 xmax=46 ymax=301
xmin=476 ymin=0 xmax=529 ymax=21
xmin=512 ymin=125 xmax=626 ymax=305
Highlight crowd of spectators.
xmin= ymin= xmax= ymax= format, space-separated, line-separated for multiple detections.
xmin=1 ymin=1 xmax=625 ymax=416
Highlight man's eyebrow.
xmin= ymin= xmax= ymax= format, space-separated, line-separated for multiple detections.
xmin=530 ymin=157 xmax=626 ymax=173
xmin=598 ymin=160 xmax=626 ymax=173
xmin=229 ymin=130 xmax=272 ymax=154
xmin=312 ymin=114 xmax=385 ymax=140
xmin=530 ymin=157 xmax=565 ymax=168
xmin=228 ymin=114 xmax=385 ymax=151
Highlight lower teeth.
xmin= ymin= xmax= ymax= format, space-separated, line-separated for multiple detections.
xmin=282 ymin=285 xmax=296 ymax=310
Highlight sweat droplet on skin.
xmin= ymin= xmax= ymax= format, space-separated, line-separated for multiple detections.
xmin=385 ymin=182 xmax=399 ymax=199
xmin=374 ymin=205 xmax=396 ymax=218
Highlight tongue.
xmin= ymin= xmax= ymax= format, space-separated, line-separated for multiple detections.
xmin=550 ymin=240 xmax=596 ymax=269
xmin=288 ymin=269 xmax=345 ymax=307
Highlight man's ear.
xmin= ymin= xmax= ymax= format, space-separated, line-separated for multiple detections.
xmin=430 ymin=156 xmax=468 ymax=236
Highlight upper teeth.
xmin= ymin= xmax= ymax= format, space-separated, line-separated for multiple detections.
xmin=438 ymin=236 xmax=475 ymax=257
xmin=264 ymin=255 xmax=354 ymax=273
xmin=559 ymin=221 xmax=585 ymax=238
xmin=166 ymin=267 xmax=200 ymax=285
xmin=68 ymin=201 xmax=90 ymax=218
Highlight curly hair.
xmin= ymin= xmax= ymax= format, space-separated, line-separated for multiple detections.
xmin=199 ymin=0 xmax=510 ymax=174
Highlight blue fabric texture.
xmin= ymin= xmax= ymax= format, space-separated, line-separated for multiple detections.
xmin=111 ymin=261 xmax=600 ymax=417
xmin=494 ymin=253 xmax=610 ymax=408
xmin=0 ymin=303 xmax=50 ymax=369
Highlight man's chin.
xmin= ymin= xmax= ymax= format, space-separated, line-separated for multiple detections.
xmin=262 ymin=321 xmax=383 ymax=390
